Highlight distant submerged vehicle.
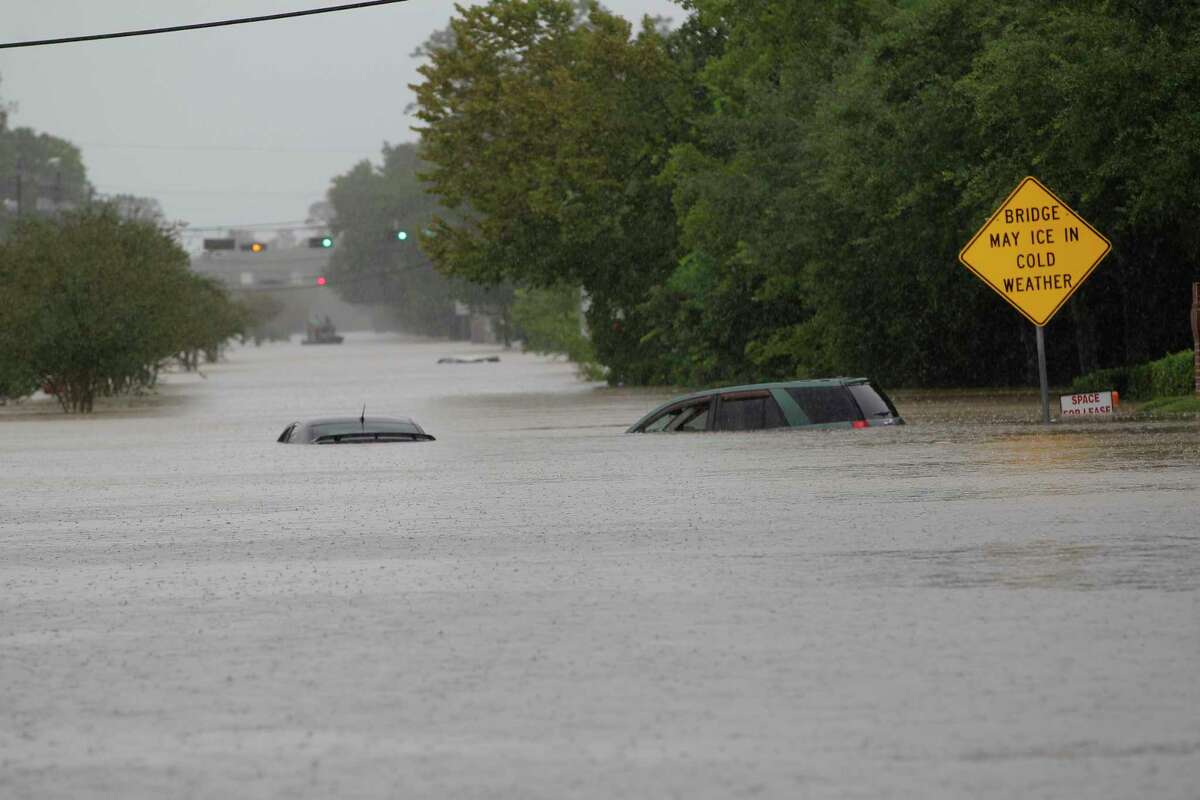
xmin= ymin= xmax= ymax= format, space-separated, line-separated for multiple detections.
xmin=302 ymin=315 xmax=343 ymax=345
xmin=437 ymin=354 xmax=500 ymax=364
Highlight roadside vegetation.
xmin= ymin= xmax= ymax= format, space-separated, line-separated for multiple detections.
xmin=1072 ymin=349 xmax=1199 ymax=417
xmin=1072 ymin=350 xmax=1195 ymax=402
xmin=510 ymin=284 xmax=602 ymax=379
xmin=395 ymin=0 xmax=1199 ymax=388
xmin=0 ymin=205 xmax=247 ymax=412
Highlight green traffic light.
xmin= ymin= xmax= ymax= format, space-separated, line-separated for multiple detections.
xmin=396 ymin=230 xmax=408 ymax=241
xmin=321 ymin=236 xmax=333 ymax=248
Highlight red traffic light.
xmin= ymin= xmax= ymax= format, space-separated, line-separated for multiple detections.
xmin=316 ymin=276 xmax=327 ymax=286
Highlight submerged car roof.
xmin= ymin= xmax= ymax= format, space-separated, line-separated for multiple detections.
xmin=299 ymin=415 xmax=420 ymax=427
xmin=648 ymin=377 xmax=870 ymax=407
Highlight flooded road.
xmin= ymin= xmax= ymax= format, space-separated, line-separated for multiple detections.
xmin=2 ymin=334 xmax=1198 ymax=798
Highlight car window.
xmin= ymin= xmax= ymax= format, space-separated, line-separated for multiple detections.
xmin=785 ymin=386 xmax=862 ymax=424
xmin=674 ymin=402 xmax=711 ymax=432
xmin=276 ymin=423 xmax=297 ymax=443
xmin=642 ymin=408 xmax=684 ymax=432
xmin=715 ymin=394 xmax=787 ymax=431
xmin=848 ymin=383 xmax=899 ymax=419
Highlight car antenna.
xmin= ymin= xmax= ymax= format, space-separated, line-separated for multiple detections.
xmin=360 ymin=403 xmax=366 ymax=430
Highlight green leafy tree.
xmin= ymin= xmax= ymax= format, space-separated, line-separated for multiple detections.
xmin=959 ymin=0 xmax=1200 ymax=372
xmin=0 ymin=205 xmax=207 ymax=412
xmin=411 ymin=0 xmax=688 ymax=382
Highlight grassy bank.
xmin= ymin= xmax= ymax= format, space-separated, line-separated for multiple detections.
xmin=1134 ymin=396 xmax=1200 ymax=418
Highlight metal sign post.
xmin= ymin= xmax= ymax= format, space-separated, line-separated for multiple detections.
xmin=1036 ymin=325 xmax=1050 ymax=423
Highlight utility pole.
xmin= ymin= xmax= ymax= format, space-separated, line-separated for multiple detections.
xmin=14 ymin=155 xmax=23 ymax=217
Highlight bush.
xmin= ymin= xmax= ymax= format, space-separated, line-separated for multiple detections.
xmin=1071 ymin=350 xmax=1194 ymax=400
xmin=1151 ymin=350 xmax=1195 ymax=397
xmin=0 ymin=205 xmax=243 ymax=412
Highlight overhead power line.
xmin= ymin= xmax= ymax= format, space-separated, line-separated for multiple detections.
xmin=80 ymin=142 xmax=381 ymax=155
xmin=0 ymin=0 xmax=410 ymax=50
xmin=97 ymin=185 xmax=320 ymax=197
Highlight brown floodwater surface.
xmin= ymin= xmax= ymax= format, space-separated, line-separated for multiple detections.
xmin=2 ymin=334 xmax=1197 ymax=798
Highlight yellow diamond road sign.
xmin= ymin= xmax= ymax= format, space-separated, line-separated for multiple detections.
xmin=959 ymin=176 xmax=1111 ymax=326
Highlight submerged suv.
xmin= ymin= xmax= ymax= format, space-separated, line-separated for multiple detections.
xmin=626 ymin=378 xmax=903 ymax=433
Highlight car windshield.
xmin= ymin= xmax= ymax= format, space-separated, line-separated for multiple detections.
xmin=310 ymin=420 xmax=420 ymax=438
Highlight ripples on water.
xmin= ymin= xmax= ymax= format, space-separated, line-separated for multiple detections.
xmin=1 ymin=334 xmax=1197 ymax=798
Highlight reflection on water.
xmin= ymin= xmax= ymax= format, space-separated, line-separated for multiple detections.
xmin=1 ymin=333 xmax=1198 ymax=798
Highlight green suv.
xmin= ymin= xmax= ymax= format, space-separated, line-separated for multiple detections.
xmin=626 ymin=378 xmax=903 ymax=433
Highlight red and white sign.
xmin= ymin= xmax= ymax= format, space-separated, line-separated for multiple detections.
xmin=1059 ymin=390 xmax=1119 ymax=417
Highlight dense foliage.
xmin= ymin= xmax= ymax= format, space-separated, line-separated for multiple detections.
xmin=408 ymin=0 xmax=1199 ymax=387
xmin=1071 ymin=350 xmax=1195 ymax=401
xmin=0 ymin=205 xmax=246 ymax=412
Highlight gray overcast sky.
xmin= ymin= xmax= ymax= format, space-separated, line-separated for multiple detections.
xmin=0 ymin=0 xmax=681 ymax=240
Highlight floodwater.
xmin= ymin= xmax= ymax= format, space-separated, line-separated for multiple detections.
xmin=2 ymin=333 xmax=1198 ymax=799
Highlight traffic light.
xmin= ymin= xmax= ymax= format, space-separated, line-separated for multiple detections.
xmin=240 ymin=242 xmax=268 ymax=253
xmin=203 ymin=237 xmax=236 ymax=251
xmin=394 ymin=230 xmax=408 ymax=241
xmin=315 ymin=276 xmax=327 ymax=286
xmin=308 ymin=236 xmax=334 ymax=249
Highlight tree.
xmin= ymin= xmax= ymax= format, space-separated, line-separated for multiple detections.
xmin=411 ymin=0 xmax=689 ymax=382
xmin=0 ymin=205 xmax=222 ymax=412
xmin=959 ymin=1 xmax=1200 ymax=372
